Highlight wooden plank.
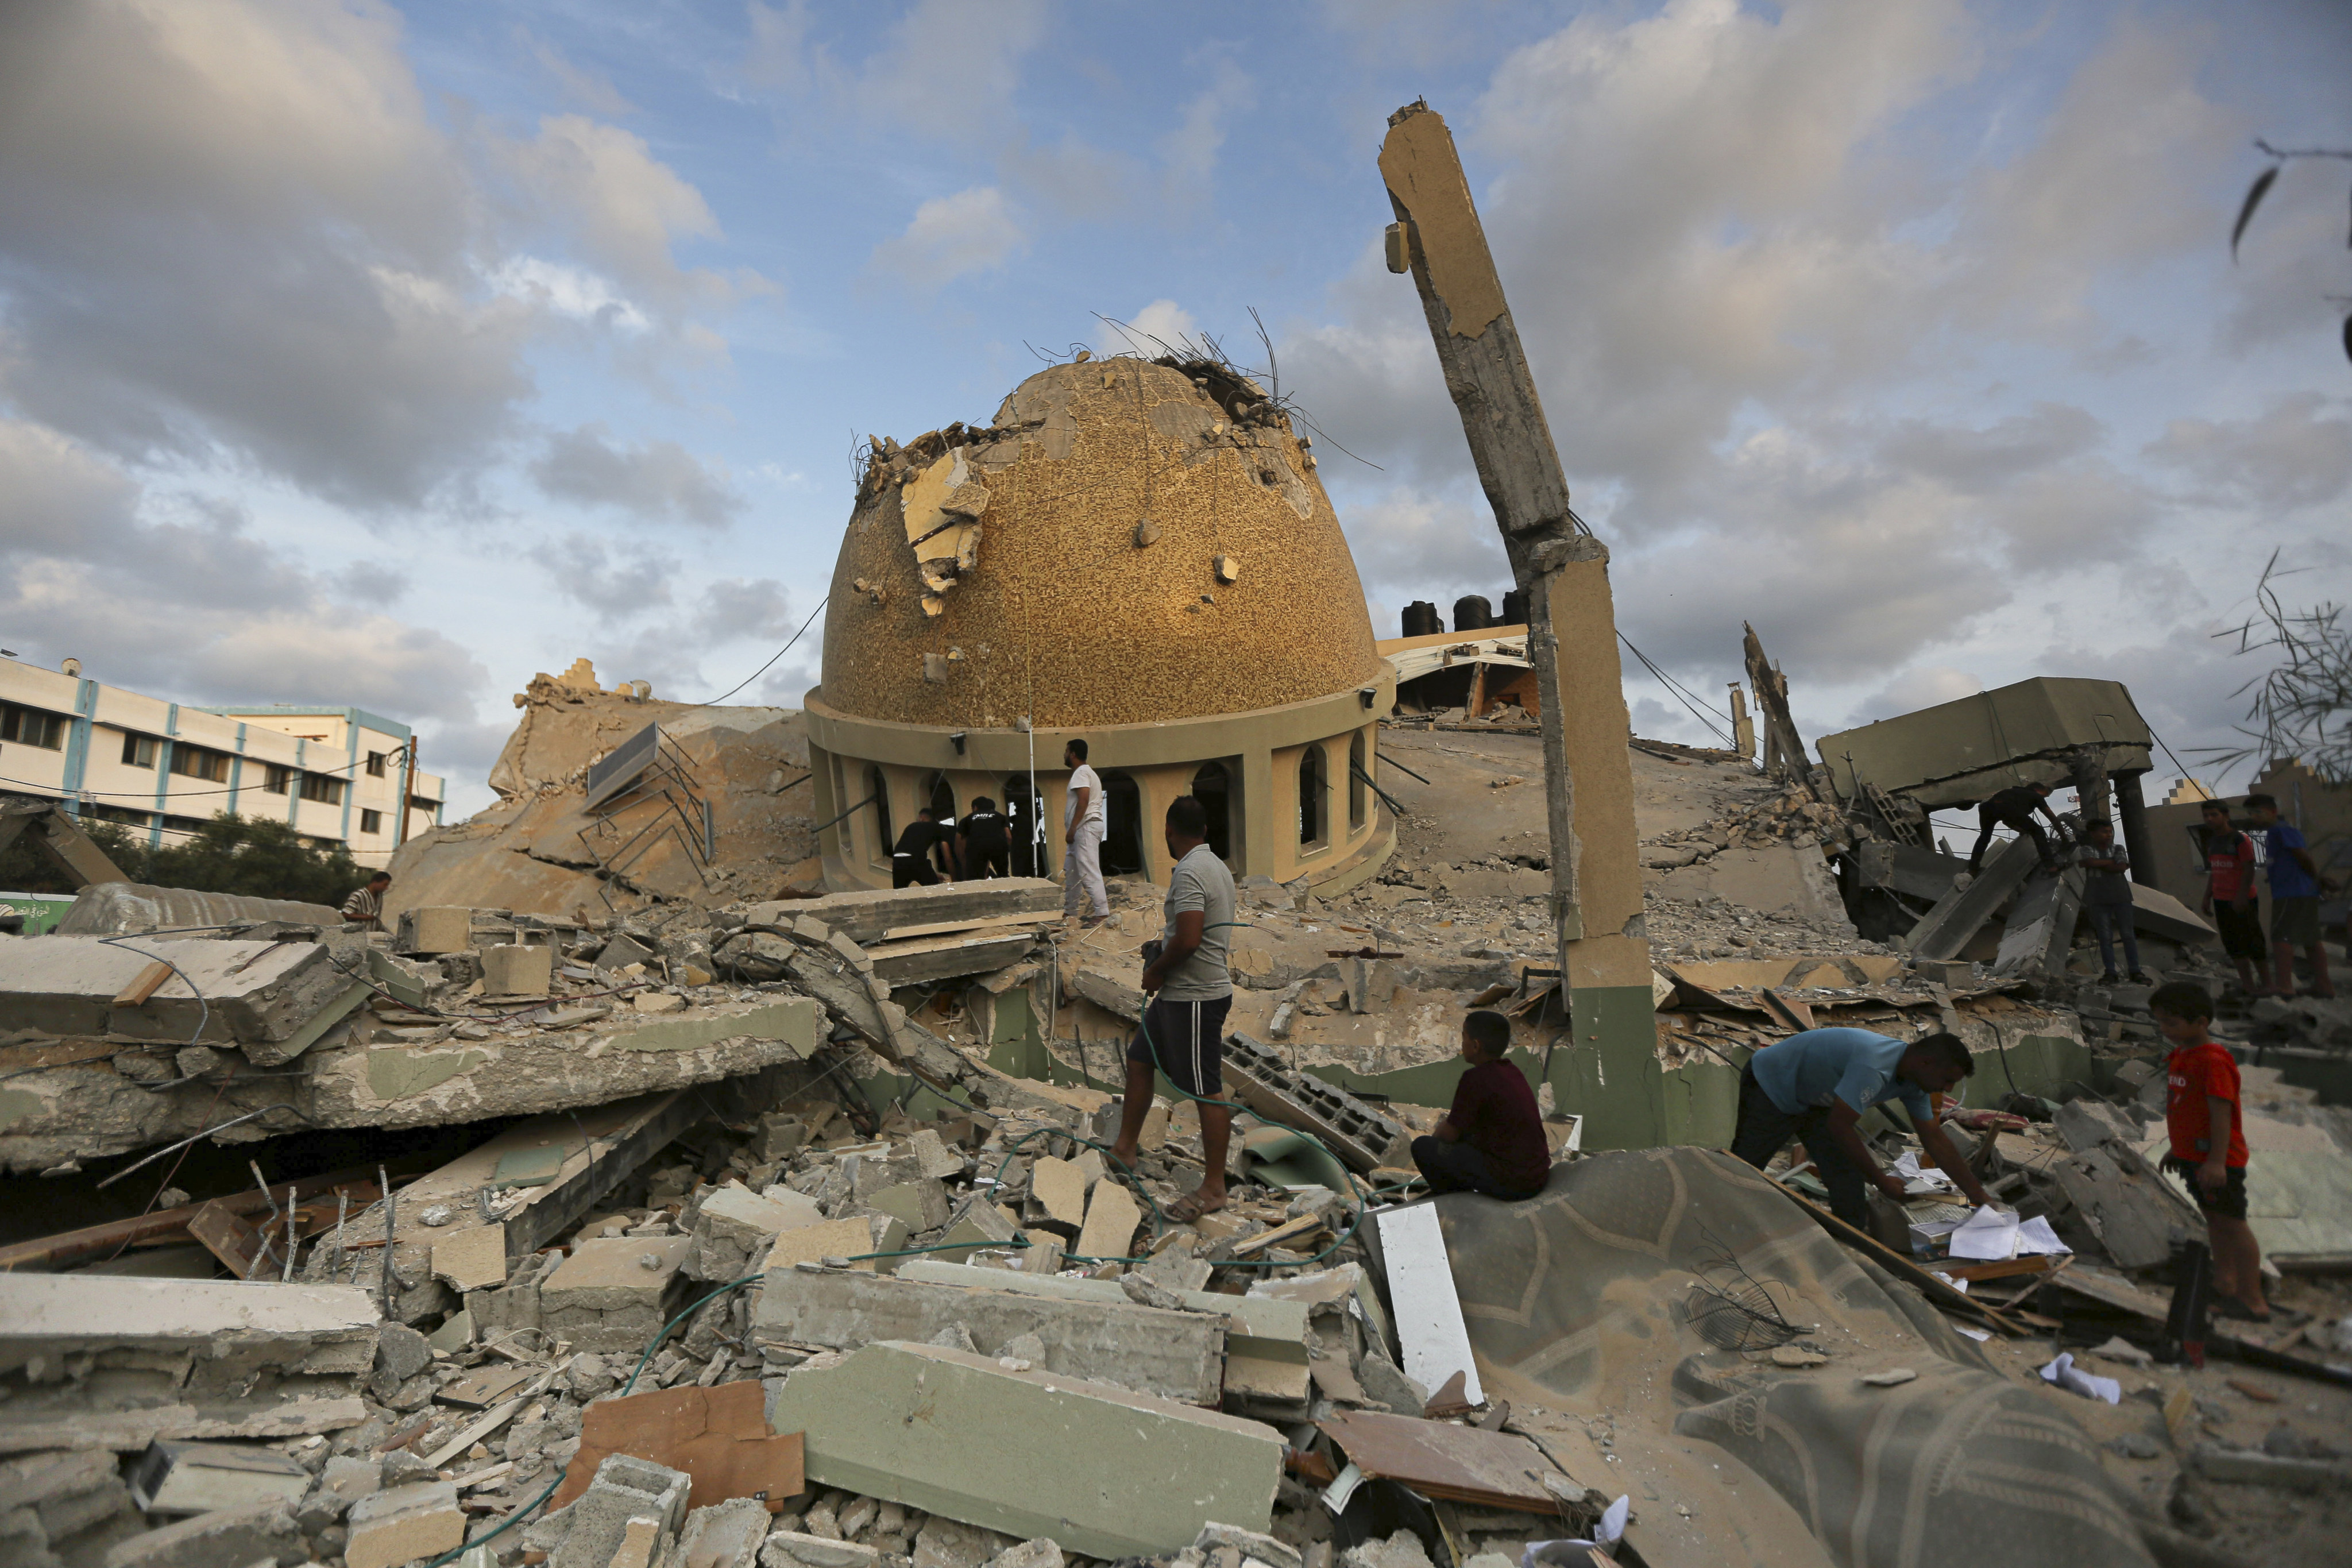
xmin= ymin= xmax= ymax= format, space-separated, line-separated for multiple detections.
xmin=1318 ymin=1409 xmax=1565 ymax=1510
xmin=1927 ymin=1254 xmax=2054 ymax=1283
xmin=1227 ymin=1214 xmax=1323 ymax=1258
xmin=0 ymin=1172 xmax=382 ymax=1274
xmin=879 ymin=912 xmax=1056 ymax=943
xmin=112 ymin=961 xmax=175 ymax=1008
xmin=1771 ymin=1178 xmax=2029 ymax=1337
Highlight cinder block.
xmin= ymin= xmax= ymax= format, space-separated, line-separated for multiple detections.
xmin=868 ymin=1178 xmax=949 ymax=1234
xmin=685 ymin=1185 xmax=824 ymax=1283
xmin=674 ymin=1497 xmax=768 ymax=1568
xmin=549 ymin=1455 xmax=689 ymax=1568
xmin=481 ymin=943 xmax=553 ymax=997
xmin=540 ymin=1237 xmax=691 ymax=1353
xmin=764 ymin=1341 xmax=1283 ymax=1558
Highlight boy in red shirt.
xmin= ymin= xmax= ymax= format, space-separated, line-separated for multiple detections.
xmin=2198 ymin=801 xmax=2269 ymax=997
xmin=2151 ymin=981 xmax=2266 ymax=1321
xmin=1412 ymin=1010 xmax=1552 ymax=1201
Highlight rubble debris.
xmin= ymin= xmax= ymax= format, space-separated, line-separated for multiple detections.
xmin=540 ymin=1236 xmax=693 ymax=1353
xmin=126 ymin=1439 xmax=311 ymax=1515
xmin=100 ymin=1497 xmax=304 ymax=1568
xmin=766 ymin=1341 xmax=1285 ymax=1558
xmin=537 ymin=1454 xmax=692 ymax=1568
xmin=1374 ymin=1206 xmax=1482 ymax=1406
xmin=345 ymin=1479 xmax=464 ymax=1568
xmin=752 ymin=1265 xmax=1229 ymax=1405
xmin=551 ymin=1384 xmax=802 ymax=1514
xmin=1317 ymin=1410 xmax=1569 ymax=1510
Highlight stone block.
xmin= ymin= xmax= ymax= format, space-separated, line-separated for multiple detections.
xmin=763 ymin=1531 xmax=882 ymax=1568
xmin=481 ymin=943 xmax=553 ymax=997
xmin=766 ymin=1341 xmax=1282 ymax=1558
xmin=0 ymin=935 xmax=345 ymax=1059
xmin=597 ymin=933 xmax=659 ymax=973
xmin=101 ymin=1499 xmax=304 ymax=1568
xmin=686 ymin=1185 xmax=826 ymax=1283
xmin=985 ymin=1542 xmax=1062 ymax=1568
xmin=0 ymin=1448 xmax=129 ymax=1540
xmin=932 ymin=1200 xmax=1020 ymax=1265
xmin=1074 ymin=1181 xmax=1141 ymax=1262
xmin=321 ymin=1454 xmax=381 ymax=1504
xmin=1195 ymin=1522 xmax=1303 ymax=1568
xmin=128 ymin=1440 xmax=309 ymax=1517
xmin=430 ymin=1225 xmax=509 ymax=1293
xmin=345 ymin=1480 xmax=463 ymax=1568
xmin=677 ymin=1497 xmax=770 ymax=1568
xmin=869 ymin=1179 xmax=950 ymax=1235
xmin=396 ymin=906 xmax=474 ymax=957
xmin=908 ymin=1128 xmax=964 ymax=1180
xmin=896 ymin=1261 xmax=1307 ymax=1380
xmin=1028 ymin=1158 xmax=1087 ymax=1230
xmin=762 ymin=1216 xmax=907 ymax=1275
xmin=752 ymin=1266 xmax=1226 ymax=1404
xmin=375 ymin=1321 xmax=431 ymax=1382
xmin=911 ymin=1516 xmax=1015 ymax=1568
xmin=540 ymin=1237 xmax=691 ymax=1353
xmin=751 ymin=1115 xmax=808 ymax=1164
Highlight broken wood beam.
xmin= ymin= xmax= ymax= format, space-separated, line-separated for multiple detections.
xmin=1771 ymin=1177 xmax=2028 ymax=1336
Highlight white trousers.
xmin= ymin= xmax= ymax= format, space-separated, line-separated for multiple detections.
xmin=1062 ymin=818 xmax=1108 ymax=919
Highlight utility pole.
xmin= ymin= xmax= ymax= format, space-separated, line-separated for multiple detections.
xmin=396 ymin=736 xmax=419 ymax=848
xmin=1378 ymin=102 xmax=1660 ymax=1148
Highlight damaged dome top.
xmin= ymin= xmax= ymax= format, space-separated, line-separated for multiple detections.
xmin=814 ymin=355 xmax=1385 ymax=731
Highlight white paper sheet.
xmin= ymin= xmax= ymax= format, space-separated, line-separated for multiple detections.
xmin=1947 ymin=1205 xmax=2021 ymax=1261
xmin=1893 ymin=1150 xmax=1956 ymax=1193
xmin=2014 ymin=1215 xmax=2072 ymax=1256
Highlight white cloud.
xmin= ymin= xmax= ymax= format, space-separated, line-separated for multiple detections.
xmin=871 ymin=186 xmax=1025 ymax=288
xmin=533 ymin=534 xmax=679 ymax=618
xmin=1099 ymin=299 xmax=1199 ymax=356
xmin=492 ymin=114 xmax=729 ymax=307
xmin=486 ymin=257 xmax=652 ymax=334
xmin=1158 ymin=60 xmax=1255 ymax=197
xmin=531 ymin=424 xmax=744 ymax=527
xmin=1849 ymin=665 xmax=1983 ymax=727
xmin=2145 ymin=392 xmax=2352 ymax=512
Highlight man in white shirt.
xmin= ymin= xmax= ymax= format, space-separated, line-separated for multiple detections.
xmin=1062 ymin=738 xmax=1109 ymax=925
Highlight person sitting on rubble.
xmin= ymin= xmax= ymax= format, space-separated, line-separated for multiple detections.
xmin=340 ymin=870 xmax=390 ymax=930
xmin=1411 ymin=1010 xmax=1552 ymax=1202
xmin=1108 ymin=794 xmax=1235 ymax=1223
xmin=2200 ymin=800 xmax=2271 ymax=997
xmin=889 ymin=806 xmax=956 ymax=889
xmin=957 ymin=795 xmax=1011 ymax=880
xmin=1965 ymin=779 xmax=2063 ymax=874
xmin=2152 ymin=981 xmax=2268 ymax=1321
xmin=2073 ymin=819 xmax=2150 ymax=986
xmin=1731 ymin=1027 xmax=1994 ymax=1227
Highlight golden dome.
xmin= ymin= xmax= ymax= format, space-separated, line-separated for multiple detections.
xmin=816 ymin=357 xmax=1384 ymax=729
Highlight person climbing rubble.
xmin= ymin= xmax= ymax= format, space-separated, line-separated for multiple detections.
xmin=1965 ymin=779 xmax=2063 ymax=874
xmin=1731 ymin=1026 xmax=1994 ymax=1226
xmin=890 ymin=806 xmax=956 ymax=889
xmin=1410 ymin=1009 xmax=1551 ymax=1200
xmin=1109 ymin=794 xmax=1233 ymax=1223
xmin=2073 ymin=820 xmax=2148 ymax=985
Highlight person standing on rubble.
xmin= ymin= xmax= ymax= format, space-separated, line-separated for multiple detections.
xmin=1411 ymin=1010 xmax=1552 ymax=1200
xmin=2152 ymin=982 xmax=2269 ymax=1321
xmin=1965 ymin=779 xmax=2063 ymax=874
xmin=1731 ymin=1028 xmax=1994 ymax=1227
xmin=956 ymin=795 xmax=1011 ymax=880
xmin=2246 ymin=793 xmax=2336 ymax=999
xmin=2073 ymin=820 xmax=2149 ymax=986
xmin=889 ymin=806 xmax=956 ymax=889
xmin=1061 ymin=738 xmax=1109 ymax=925
xmin=2199 ymin=801 xmax=2270 ymax=997
xmin=1109 ymin=794 xmax=1234 ymax=1223
xmin=340 ymin=870 xmax=390 ymax=930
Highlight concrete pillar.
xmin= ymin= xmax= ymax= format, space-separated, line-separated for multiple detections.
xmin=2114 ymin=770 xmax=2155 ymax=886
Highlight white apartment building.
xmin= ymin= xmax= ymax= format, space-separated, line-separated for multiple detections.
xmin=0 ymin=655 xmax=445 ymax=870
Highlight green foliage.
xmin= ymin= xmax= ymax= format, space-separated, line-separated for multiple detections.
xmin=0 ymin=812 xmax=369 ymax=906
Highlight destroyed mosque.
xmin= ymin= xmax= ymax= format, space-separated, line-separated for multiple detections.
xmin=3 ymin=99 xmax=2350 ymax=1568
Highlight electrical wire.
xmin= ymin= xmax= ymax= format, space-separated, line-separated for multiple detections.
xmin=693 ymin=597 xmax=829 ymax=707
xmin=1615 ymin=632 xmax=1736 ymax=747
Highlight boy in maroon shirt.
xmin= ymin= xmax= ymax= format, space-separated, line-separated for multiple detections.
xmin=1411 ymin=1010 xmax=1552 ymax=1201
xmin=2198 ymin=801 xmax=2269 ymax=997
xmin=2152 ymin=981 xmax=2267 ymax=1321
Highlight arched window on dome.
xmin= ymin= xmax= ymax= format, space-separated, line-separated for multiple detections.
xmin=1349 ymin=732 xmax=1368 ymax=831
xmin=1191 ymin=762 xmax=1233 ymax=866
xmin=1298 ymin=744 xmax=1328 ymax=851
xmin=867 ymin=764 xmax=893 ymax=869
xmin=1100 ymin=772 xmax=1145 ymax=876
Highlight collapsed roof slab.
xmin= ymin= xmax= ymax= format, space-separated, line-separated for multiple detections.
xmin=1813 ymin=677 xmax=2153 ymax=810
xmin=0 ymin=936 xmax=348 ymax=1056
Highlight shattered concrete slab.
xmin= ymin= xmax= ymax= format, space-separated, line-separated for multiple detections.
xmin=0 ymin=935 xmax=348 ymax=1057
xmin=751 ymin=1265 xmax=1227 ymax=1404
xmin=764 ymin=1341 xmax=1283 ymax=1558
xmin=540 ymin=1237 xmax=693 ymax=1353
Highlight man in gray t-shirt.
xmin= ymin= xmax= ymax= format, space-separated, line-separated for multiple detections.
xmin=1109 ymin=794 xmax=1237 ymax=1223
xmin=2075 ymin=819 xmax=2146 ymax=984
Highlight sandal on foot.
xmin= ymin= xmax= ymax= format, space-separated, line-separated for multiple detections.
xmin=2213 ymin=1298 xmax=2272 ymax=1323
xmin=1166 ymin=1192 xmax=1226 ymax=1225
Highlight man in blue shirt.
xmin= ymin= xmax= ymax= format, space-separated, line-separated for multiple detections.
xmin=1732 ymin=1028 xmax=1993 ymax=1226
xmin=2246 ymin=793 xmax=2336 ymax=999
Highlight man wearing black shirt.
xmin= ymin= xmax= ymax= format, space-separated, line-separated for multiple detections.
xmin=1967 ymin=779 xmax=2061 ymax=872
xmin=891 ymin=808 xmax=955 ymax=889
xmin=957 ymin=796 xmax=1011 ymax=880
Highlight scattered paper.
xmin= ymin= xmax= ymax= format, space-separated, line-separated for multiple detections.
xmin=1893 ymin=1151 xmax=1956 ymax=1193
xmin=1322 ymin=1461 xmax=1366 ymax=1515
xmin=1955 ymin=1326 xmax=1992 ymax=1342
xmin=1948 ymin=1206 xmax=2021 ymax=1261
xmin=1929 ymin=1272 xmax=1970 ymax=1295
xmin=2014 ymin=1215 xmax=2072 ymax=1256
xmin=2038 ymin=1351 xmax=2121 ymax=1404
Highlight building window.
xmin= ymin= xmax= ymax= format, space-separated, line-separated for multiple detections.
xmin=866 ymin=764 xmax=892 ymax=866
xmin=161 ymin=814 xmax=207 ymax=836
xmin=121 ymin=733 xmax=159 ymax=768
xmin=1003 ymin=775 xmax=1044 ymax=878
xmin=366 ymin=751 xmax=388 ymax=777
xmin=1 ymin=703 xmax=68 ymax=751
xmin=1190 ymin=762 xmax=1234 ymax=866
xmin=408 ymin=793 xmax=437 ymax=812
xmin=169 ymin=746 xmax=230 ymax=783
xmin=262 ymin=763 xmax=292 ymax=794
xmin=1298 ymin=745 xmax=1327 ymax=849
xmin=298 ymin=773 xmax=345 ymax=805
xmin=360 ymin=808 xmax=383 ymax=835
xmin=1349 ymin=732 xmax=1368 ymax=829
xmin=1101 ymin=773 xmax=1146 ymax=876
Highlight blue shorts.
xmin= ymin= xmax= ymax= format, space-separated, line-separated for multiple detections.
xmin=1128 ymin=995 xmax=1231 ymax=1098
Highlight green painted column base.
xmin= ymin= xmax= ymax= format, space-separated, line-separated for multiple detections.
xmin=1551 ymin=983 xmax=1667 ymax=1151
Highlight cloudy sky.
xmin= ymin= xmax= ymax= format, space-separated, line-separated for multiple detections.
xmin=2 ymin=1 xmax=2346 ymax=827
